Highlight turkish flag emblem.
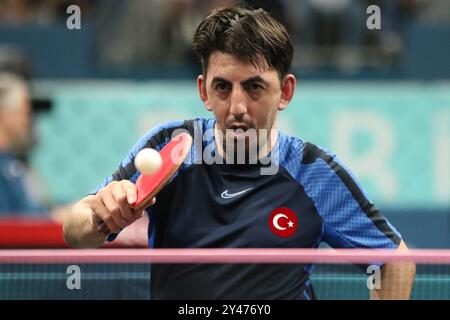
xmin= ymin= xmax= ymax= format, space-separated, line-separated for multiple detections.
xmin=269 ymin=207 xmax=298 ymax=237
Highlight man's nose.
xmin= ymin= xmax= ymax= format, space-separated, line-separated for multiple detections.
xmin=229 ymin=87 xmax=247 ymax=119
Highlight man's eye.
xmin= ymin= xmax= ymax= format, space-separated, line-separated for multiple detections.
xmin=248 ymin=83 xmax=264 ymax=92
xmin=215 ymin=83 xmax=229 ymax=92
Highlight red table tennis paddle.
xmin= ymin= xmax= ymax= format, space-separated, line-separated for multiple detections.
xmin=97 ymin=132 xmax=192 ymax=235
xmin=130 ymin=132 xmax=192 ymax=211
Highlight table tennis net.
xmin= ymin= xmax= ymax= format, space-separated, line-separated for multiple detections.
xmin=0 ymin=248 xmax=449 ymax=300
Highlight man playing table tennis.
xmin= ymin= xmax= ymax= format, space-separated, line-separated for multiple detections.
xmin=63 ymin=5 xmax=415 ymax=299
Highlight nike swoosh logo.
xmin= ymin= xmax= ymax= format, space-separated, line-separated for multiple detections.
xmin=221 ymin=187 xmax=254 ymax=199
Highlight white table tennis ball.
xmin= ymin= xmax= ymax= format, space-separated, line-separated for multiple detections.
xmin=134 ymin=148 xmax=162 ymax=175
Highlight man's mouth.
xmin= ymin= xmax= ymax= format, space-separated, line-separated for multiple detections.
xmin=226 ymin=123 xmax=251 ymax=138
xmin=228 ymin=123 xmax=249 ymax=130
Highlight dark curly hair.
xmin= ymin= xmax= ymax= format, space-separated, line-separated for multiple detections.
xmin=192 ymin=6 xmax=294 ymax=80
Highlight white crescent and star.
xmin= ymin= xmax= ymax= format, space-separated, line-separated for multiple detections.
xmin=272 ymin=213 xmax=295 ymax=231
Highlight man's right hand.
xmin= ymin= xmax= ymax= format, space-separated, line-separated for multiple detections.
xmin=63 ymin=180 xmax=156 ymax=248
xmin=91 ymin=180 xmax=150 ymax=235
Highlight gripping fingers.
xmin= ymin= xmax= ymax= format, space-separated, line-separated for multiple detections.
xmin=92 ymin=197 xmax=121 ymax=233
xmin=122 ymin=180 xmax=138 ymax=205
xmin=94 ymin=180 xmax=142 ymax=235
xmin=100 ymin=191 xmax=128 ymax=229
xmin=110 ymin=183 xmax=134 ymax=223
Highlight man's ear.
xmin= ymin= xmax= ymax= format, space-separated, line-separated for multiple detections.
xmin=278 ymin=74 xmax=296 ymax=111
xmin=197 ymin=75 xmax=212 ymax=111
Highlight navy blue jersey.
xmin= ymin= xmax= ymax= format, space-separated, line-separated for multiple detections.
xmin=92 ymin=118 xmax=401 ymax=299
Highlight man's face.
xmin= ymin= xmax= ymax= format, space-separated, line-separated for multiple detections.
xmin=198 ymin=52 xmax=295 ymax=158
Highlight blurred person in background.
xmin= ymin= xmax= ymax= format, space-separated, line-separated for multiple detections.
xmin=0 ymin=72 xmax=47 ymax=216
